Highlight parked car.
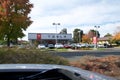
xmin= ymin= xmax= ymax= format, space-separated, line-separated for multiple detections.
xmin=70 ymin=43 xmax=79 ymax=49
xmin=38 ymin=44 xmax=46 ymax=49
xmin=104 ymin=43 xmax=113 ymax=48
xmin=88 ymin=44 xmax=94 ymax=48
xmin=55 ymin=43 xmax=64 ymax=48
xmin=98 ymin=44 xmax=105 ymax=48
xmin=48 ymin=44 xmax=55 ymax=49
xmin=80 ymin=43 xmax=89 ymax=48
xmin=76 ymin=43 xmax=81 ymax=48
xmin=63 ymin=44 xmax=72 ymax=48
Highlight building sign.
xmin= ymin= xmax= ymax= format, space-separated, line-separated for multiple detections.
xmin=41 ymin=33 xmax=72 ymax=40
xmin=28 ymin=33 xmax=72 ymax=40
xmin=93 ymin=37 xmax=97 ymax=44
xmin=37 ymin=34 xmax=41 ymax=40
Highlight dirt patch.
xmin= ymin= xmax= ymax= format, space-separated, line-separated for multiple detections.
xmin=70 ymin=55 xmax=120 ymax=79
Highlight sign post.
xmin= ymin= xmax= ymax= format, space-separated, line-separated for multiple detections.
xmin=93 ymin=36 xmax=97 ymax=49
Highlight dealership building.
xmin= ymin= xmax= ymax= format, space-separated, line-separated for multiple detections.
xmin=28 ymin=33 xmax=72 ymax=46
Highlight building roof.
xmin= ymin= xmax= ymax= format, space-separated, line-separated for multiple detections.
xmin=98 ymin=37 xmax=112 ymax=41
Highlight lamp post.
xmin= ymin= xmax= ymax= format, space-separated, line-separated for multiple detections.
xmin=52 ymin=23 xmax=60 ymax=44
xmin=78 ymin=31 xmax=81 ymax=43
xmin=94 ymin=26 xmax=100 ymax=49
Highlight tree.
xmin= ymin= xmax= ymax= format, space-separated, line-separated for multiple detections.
xmin=60 ymin=28 xmax=67 ymax=34
xmin=0 ymin=0 xmax=33 ymax=47
xmin=73 ymin=28 xmax=83 ymax=43
xmin=88 ymin=29 xmax=100 ymax=38
xmin=104 ymin=33 xmax=112 ymax=37
xmin=112 ymin=32 xmax=120 ymax=45
xmin=112 ymin=26 xmax=120 ymax=45
xmin=82 ymin=34 xmax=91 ymax=43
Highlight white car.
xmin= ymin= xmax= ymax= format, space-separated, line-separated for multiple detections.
xmin=38 ymin=44 xmax=46 ymax=49
xmin=55 ymin=43 xmax=64 ymax=48
xmin=98 ymin=44 xmax=105 ymax=48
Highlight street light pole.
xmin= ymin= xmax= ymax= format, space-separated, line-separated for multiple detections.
xmin=94 ymin=26 xmax=100 ymax=49
xmin=78 ymin=31 xmax=81 ymax=43
xmin=52 ymin=23 xmax=60 ymax=44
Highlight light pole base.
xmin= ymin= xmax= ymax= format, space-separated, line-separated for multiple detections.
xmin=93 ymin=44 xmax=97 ymax=50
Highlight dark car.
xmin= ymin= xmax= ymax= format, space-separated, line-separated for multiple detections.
xmin=48 ymin=44 xmax=55 ymax=49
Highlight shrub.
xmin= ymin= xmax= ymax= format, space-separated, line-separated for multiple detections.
xmin=70 ymin=55 xmax=120 ymax=78
xmin=0 ymin=48 xmax=69 ymax=65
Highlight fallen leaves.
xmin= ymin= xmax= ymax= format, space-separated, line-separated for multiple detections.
xmin=70 ymin=55 xmax=120 ymax=78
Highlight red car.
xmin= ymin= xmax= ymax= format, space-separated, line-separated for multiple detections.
xmin=63 ymin=44 xmax=72 ymax=48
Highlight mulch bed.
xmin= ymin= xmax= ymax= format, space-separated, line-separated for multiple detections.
xmin=70 ymin=55 xmax=120 ymax=79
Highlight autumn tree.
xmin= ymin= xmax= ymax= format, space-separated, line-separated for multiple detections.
xmin=73 ymin=28 xmax=83 ymax=43
xmin=0 ymin=0 xmax=33 ymax=47
xmin=115 ymin=32 xmax=120 ymax=40
xmin=82 ymin=34 xmax=91 ymax=43
xmin=112 ymin=26 xmax=120 ymax=45
xmin=112 ymin=32 xmax=120 ymax=45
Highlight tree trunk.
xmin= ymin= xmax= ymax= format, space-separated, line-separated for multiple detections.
xmin=7 ymin=37 xmax=10 ymax=47
xmin=15 ymin=38 xmax=18 ymax=44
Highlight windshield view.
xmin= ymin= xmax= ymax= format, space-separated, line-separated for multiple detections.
xmin=0 ymin=0 xmax=120 ymax=80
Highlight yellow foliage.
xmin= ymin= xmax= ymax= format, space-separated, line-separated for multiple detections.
xmin=82 ymin=34 xmax=91 ymax=43
xmin=113 ymin=32 xmax=120 ymax=41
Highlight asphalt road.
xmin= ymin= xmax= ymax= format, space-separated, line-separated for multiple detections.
xmin=51 ymin=48 xmax=120 ymax=61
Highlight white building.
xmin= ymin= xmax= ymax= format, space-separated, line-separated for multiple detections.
xmin=28 ymin=33 xmax=72 ymax=46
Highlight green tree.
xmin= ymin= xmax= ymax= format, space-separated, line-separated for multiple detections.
xmin=0 ymin=0 xmax=33 ymax=47
xmin=60 ymin=28 xmax=67 ymax=34
xmin=104 ymin=33 xmax=112 ymax=37
xmin=73 ymin=28 xmax=83 ymax=43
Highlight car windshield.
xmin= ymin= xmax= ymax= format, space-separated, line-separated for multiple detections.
xmin=0 ymin=0 xmax=120 ymax=80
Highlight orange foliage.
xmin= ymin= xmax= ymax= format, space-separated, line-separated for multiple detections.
xmin=82 ymin=34 xmax=91 ymax=43
xmin=113 ymin=32 xmax=120 ymax=41
xmin=0 ymin=0 xmax=11 ymax=16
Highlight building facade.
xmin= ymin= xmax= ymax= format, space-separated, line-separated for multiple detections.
xmin=98 ymin=37 xmax=112 ymax=44
xmin=28 ymin=33 xmax=72 ymax=46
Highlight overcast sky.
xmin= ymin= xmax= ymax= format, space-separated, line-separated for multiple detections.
xmin=23 ymin=0 xmax=120 ymax=40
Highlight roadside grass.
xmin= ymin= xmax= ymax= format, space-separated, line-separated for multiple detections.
xmin=46 ymin=47 xmax=95 ymax=52
xmin=39 ymin=48 xmax=69 ymax=52
xmin=54 ymin=48 xmax=68 ymax=52
xmin=93 ymin=48 xmax=106 ymax=51
xmin=43 ymin=48 xmax=106 ymax=52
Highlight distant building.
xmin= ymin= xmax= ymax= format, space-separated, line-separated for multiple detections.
xmin=98 ymin=37 xmax=112 ymax=44
xmin=28 ymin=33 xmax=72 ymax=46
